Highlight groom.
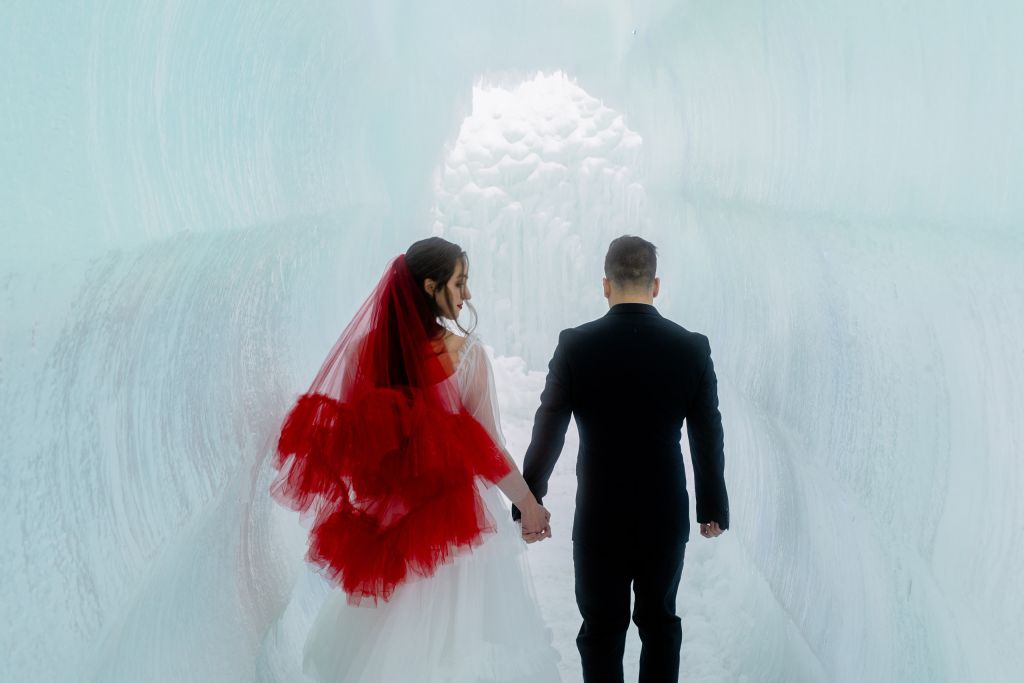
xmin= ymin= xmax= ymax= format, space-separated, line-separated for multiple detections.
xmin=514 ymin=235 xmax=730 ymax=683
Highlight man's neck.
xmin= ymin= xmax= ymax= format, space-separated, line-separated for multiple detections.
xmin=607 ymin=294 xmax=654 ymax=307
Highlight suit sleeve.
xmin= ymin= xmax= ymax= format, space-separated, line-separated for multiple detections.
xmin=511 ymin=329 xmax=573 ymax=520
xmin=686 ymin=335 xmax=730 ymax=530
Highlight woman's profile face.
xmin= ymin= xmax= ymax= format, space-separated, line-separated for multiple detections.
xmin=425 ymin=257 xmax=471 ymax=321
xmin=440 ymin=258 xmax=471 ymax=320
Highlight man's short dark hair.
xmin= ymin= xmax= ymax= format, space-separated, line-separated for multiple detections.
xmin=604 ymin=235 xmax=657 ymax=288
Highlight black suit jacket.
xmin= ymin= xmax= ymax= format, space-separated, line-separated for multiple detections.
xmin=515 ymin=303 xmax=729 ymax=545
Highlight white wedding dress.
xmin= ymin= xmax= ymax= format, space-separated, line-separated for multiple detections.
xmin=300 ymin=334 xmax=562 ymax=682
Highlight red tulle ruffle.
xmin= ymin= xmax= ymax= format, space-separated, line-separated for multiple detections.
xmin=271 ymin=389 xmax=512 ymax=604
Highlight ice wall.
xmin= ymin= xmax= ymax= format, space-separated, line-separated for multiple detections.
xmin=2 ymin=1 xmax=1022 ymax=681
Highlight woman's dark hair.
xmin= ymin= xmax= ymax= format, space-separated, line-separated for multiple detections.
xmin=405 ymin=236 xmax=477 ymax=337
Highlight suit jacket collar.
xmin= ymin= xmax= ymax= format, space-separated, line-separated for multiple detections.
xmin=605 ymin=302 xmax=661 ymax=317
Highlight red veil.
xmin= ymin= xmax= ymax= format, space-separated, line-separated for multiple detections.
xmin=270 ymin=255 xmax=512 ymax=604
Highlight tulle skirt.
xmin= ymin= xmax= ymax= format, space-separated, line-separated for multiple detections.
xmin=301 ymin=481 xmax=562 ymax=682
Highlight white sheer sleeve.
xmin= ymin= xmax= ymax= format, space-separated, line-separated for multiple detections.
xmin=456 ymin=336 xmax=532 ymax=505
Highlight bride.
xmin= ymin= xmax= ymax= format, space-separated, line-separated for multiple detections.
xmin=271 ymin=236 xmax=562 ymax=682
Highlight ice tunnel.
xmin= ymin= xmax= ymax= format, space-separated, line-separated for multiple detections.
xmin=2 ymin=2 xmax=1022 ymax=681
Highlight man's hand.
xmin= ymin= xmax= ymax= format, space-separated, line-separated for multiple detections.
xmin=522 ymin=515 xmax=552 ymax=544
xmin=516 ymin=495 xmax=552 ymax=544
xmin=700 ymin=521 xmax=724 ymax=538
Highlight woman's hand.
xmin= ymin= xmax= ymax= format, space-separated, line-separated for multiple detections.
xmin=516 ymin=494 xmax=552 ymax=544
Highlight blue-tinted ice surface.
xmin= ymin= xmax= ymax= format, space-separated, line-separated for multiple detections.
xmin=2 ymin=2 xmax=1022 ymax=681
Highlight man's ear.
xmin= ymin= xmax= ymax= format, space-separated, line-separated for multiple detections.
xmin=423 ymin=278 xmax=437 ymax=296
xmin=652 ymin=277 xmax=660 ymax=298
xmin=602 ymin=277 xmax=611 ymax=299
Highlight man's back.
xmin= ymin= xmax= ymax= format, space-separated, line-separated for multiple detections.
xmin=520 ymin=235 xmax=729 ymax=683
xmin=522 ymin=302 xmax=729 ymax=545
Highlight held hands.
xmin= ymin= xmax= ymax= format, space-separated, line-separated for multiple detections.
xmin=516 ymin=494 xmax=552 ymax=544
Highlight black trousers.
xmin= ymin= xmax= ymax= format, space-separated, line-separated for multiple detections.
xmin=573 ymin=540 xmax=687 ymax=683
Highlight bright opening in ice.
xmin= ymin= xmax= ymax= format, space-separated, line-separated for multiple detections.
xmin=432 ymin=71 xmax=647 ymax=364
